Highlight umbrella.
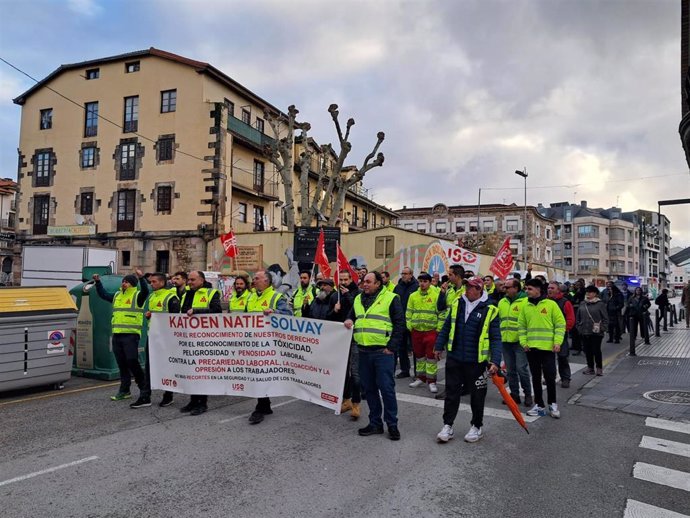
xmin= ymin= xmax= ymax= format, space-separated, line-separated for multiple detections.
xmin=491 ymin=373 xmax=529 ymax=434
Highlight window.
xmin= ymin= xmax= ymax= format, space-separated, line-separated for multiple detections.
xmin=564 ymin=208 xmax=572 ymax=222
xmin=157 ymin=137 xmax=174 ymax=161
xmin=372 ymin=213 xmax=377 ymax=228
xmin=610 ymin=228 xmax=625 ymax=241
xmin=469 ymin=221 xmax=478 ymax=232
xmin=375 ymin=236 xmax=395 ymax=258
xmin=545 ymin=227 xmax=552 ymax=240
xmin=161 ymin=89 xmax=176 ymax=113
xmin=81 ymin=146 xmax=96 ymax=168
xmin=436 ymin=222 xmax=447 ymax=233
xmin=577 ymin=225 xmax=599 ymax=238
xmin=86 ymin=68 xmax=99 ymax=80
xmin=225 ymin=99 xmax=234 ymax=117
xmin=156 ymin=251 xmax=170 ymax=273
xmin=352 ymin=206 xmax=359 ymax=226
xmin=362 ymin=210 xmax=368 ymax=229
xmin=242 ymin=109 xmax=251 ymax=124
xmin=35 ymin=151 xmax=52 ymax=187
xmin=578 ymin=241 xmax=599 ymax=254
xmin=482 ymin=221 xmax=494 ymax=232
xmin=84 ymin=102 xmax=98 ymax=137
xmin=253 ymin=161 xmax=265 ymax=193
xmin=555 ymin=225 xmax=561 ymax=239
xmin=40 ymin=109 xmax=52 ymax=130
xmin=122 ymin=251 xmax=131 ymax=267
xmin=536 ymin=223 xmax=541 ymax=236
xmin=80 ymin=192 xmax=93 ymax=215
xmin=238 ymin=202 xmax=247 ymax=223
xmin=33 ymin=195 xmax=50 ymax=234
xmin=416 ymin=223 xmax=426 ymax=233
xmin=125 ymin=61 xmax=140 ymax=73
xmin=123 ymin=96 xmax=139 ymax=133
xmin=117 ymin=190 xmax=136 ymax=231
xmin=506 ymin=219 xmax=518 ymax=232
xmin=120 ymin=142 xmax=137 ymax=180
xmin=545 ymin=248 xmax=552 ymax=262
xmin=253 ymin=205 xmax=264 ymax=231
xmin=578 ymin=258 xmax=599 ymax=271
xmin=157 ymin=186 xmax=172 ymax=212
xmin=255 ymin=117 xmax=265 ymax=133
xmin=455 ymin=222 xmax=466 ymax=233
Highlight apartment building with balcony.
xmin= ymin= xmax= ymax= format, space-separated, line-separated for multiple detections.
xmin=538 ymin=201 xmax=641 ymax=282
xmin=394 ymin=203 xmax=555 ymax=266
xmin=635 ymin=209 xmax=672 ymax=289
xmin=12 ymin=48 xmax=397 ymax=275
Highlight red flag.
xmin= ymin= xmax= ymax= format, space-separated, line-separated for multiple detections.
xmin=220 ymin=231 xmax=238 ymax=258
xmin=489 ymin=237 xmax=514 ymax=279
xmin=314 ymin=228 xmax=332 ymax=278
xmin=334 ymin=243 xmax=359 ymax=286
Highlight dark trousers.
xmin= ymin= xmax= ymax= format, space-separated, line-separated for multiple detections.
xmin=628 ymin=315 xmax=650 ymax=353
xmin=526 ymin=349 xmax=557 ymax=407
xmin=359 ymin=349 xmax=398 ymax=428
xmin=145 ymin=341 xmax=172 ymax=401
xmin=443 ymin=357 xmax=488 ymax=428
xmin=255 ymin=397 xmax=271 ymax=413
xmin=570 ymin=327 xmax=582 ymax=352
xmin=557 ymin=334 xmax=571 ymax=381
xmin=607 ymin=313 xmax=621 ymax=341
xmin=342 ymin=342 xmax=361 ymax=403
xmin=581 ymin=334 xmax=603 ymax=369
xmin=113 ymin=333 xmax=149 ymax=397
xmin=395 ymin=329 xmax=412 ymax=375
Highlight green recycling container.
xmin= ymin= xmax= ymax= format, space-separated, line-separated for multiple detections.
xmin=70 ymin=274 xmax=148 ymax=380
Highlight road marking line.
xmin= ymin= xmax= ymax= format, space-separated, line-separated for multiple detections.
xmin=568 ymin=363 xmax=586 ymax=374
xmin=623 ymin=499 xmax=689 ymax=518
xmin=640 ymin=436 xmax=690 ymax=459
xmin=395 ymin=392 xmax=540 ymax=422
xmin=633 ymin=462 xmax=690 ymax=492
xmin=0 ymin=382 xmax=120 ymax=407
xmin=0 ymin=456 xmax=99 ymax=488
xmin=218 ymin=398 xmax=299 ymax=424
xmin=646 ymin=417 xmax=690 ymax=436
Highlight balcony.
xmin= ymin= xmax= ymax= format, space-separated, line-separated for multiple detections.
xmin=228 ymin=116 xmax=275 ymax=151
xmin=563 ymin=249 xmax=572 ymax=257
xmin=231 ymin=167 xmax=279 ymax=200
xmin=0 ymin=218 xmax=15 ymax=229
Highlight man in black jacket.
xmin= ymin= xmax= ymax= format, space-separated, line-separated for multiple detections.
xmin=335 ymin=270 xmax=362 ymax=419
xmin=303 ymin=278 xmax=337 ymax=321
xmin=393 ymin=266 xmax=418 ymax=378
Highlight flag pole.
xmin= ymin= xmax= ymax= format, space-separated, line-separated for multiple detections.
xmin=336 ymin=241 xmax=341 ymax=304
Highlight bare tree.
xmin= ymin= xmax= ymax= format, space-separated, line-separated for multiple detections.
xmin=265 ymin=103 xmax=385 ymax=230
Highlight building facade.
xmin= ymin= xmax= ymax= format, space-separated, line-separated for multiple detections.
xmin=0 ymin=179 xmax=18 ymax=284
xmin=394 ymin=203 xmax=555 ymax=266
xmin=12 ymin=48 xmax=395 ymax=275
xmin=635 ymin=209 xmax=672 ymax=290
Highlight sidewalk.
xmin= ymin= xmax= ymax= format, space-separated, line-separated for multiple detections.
xmin=572 ymin=315 xmax=690 ymax=421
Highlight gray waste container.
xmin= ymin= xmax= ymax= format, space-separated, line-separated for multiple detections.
xmin=0 ymin=286 xmax=78 ymax=392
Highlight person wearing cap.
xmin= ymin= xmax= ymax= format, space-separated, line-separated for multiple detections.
xmin=407 ymin=273 xmax=446 ymax=394
xmin=292 ymin=270 xmax=317 ymax=317
xmin=229 ymin=274 xmax=251 ymax=312
xmin=92 ymin=269 xmax=150 ymax=404
xmin=303 ymin=278 xmax=337 ymax=320
xmin=433 ymin=276 xmax=501 ymax=443
xmin=518 ymin=278 xmax=566 ymax=419
xmin=179 ymin=271 xmax=222 ymax=416
xmin=144 ymin=272 xmax=180 ymax=408
xmin=393 ymin=266 xmax=418 ymax=379
xmin=435 ymin=264 xmax=467 ymax=401
xmin=246 ymin=269 xmax=292 ymax=425
xmin=345 ymin=271 xmax=405 ymax=441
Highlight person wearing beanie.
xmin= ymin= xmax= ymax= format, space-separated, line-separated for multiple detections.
xmin=577 ymin=285 xmax=609 ymax=374
xmin=518 ymin=278 xmax=566 ymax=419
xmin=92 ymin=269 xmax=150 ymax=406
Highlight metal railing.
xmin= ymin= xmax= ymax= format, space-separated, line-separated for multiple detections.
xmin=228 ymin=116 xmax=275 ymax=148
xmin=231 ymin=167 xmax=279 ymax=198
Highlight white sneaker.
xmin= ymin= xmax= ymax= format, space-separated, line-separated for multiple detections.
xmin=526 ymin=404 xmax=546 ymax=417
xmin=409 ymin=379 xmax=424 ymax=388
xmin=428 ymin=383 xmax=438 ymax=393
xmin=437 ymin=424 xmax=454 ymax=442
xmin=549 ymin=403 xmax=561 ymax=419
xmin=464 ymin=425 xmax=483 ymax=443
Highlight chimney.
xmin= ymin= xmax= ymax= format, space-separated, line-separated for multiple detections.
xmin=580 ymin=200 xmax=587 ymax=208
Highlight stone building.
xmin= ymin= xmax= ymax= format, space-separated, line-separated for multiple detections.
xmin=394 ymin=203 xmax=555 ymax=266
xmin=0 ymin=178 xmax=18 ymax=284
xmin=12 ymin=48 xmax=396 ymax=274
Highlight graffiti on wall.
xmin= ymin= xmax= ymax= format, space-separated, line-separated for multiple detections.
xmin=377 ymin=240 xmax=481 ymax=280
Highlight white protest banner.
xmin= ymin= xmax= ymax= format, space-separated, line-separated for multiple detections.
xmin=148 ymin=313 xmax=352 ymax=413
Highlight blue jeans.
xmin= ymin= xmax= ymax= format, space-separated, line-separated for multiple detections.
xmin=358 ymin=348 xmax=398 ymax=428
xmin=501 ymin=342 xmax=531 ymax=397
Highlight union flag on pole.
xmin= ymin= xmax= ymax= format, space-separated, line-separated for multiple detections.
xmin=489 ymin=237 xmax=514 ymax=279
xmin=334 ymin=243 xmax=359 ymax=286
xmin=314 ymin=228 xmax=332 ymax=278
xmin=220 ymin=231 xmax=238 ymax=258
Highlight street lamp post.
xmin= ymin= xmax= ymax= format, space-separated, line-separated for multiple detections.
xmin=515 ymin=168 xmax=528 ymax=268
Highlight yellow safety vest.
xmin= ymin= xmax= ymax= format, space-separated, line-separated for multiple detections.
xmin=229 ymin=289 xmax=251 ymax=312
xmin=446 ymin=299 xmax=498 ymax=362
xmin=246 ymin=286 xmax=283 ymax=313
xmin=148 ymin=288 xmax=177 ymax=313
xmin=518 ymin=298 xmax=566 ymax=351
xmin=292 ymin=285 xmax=316 ymax=317
xmin=445 ymin=284 xmax=466 ymax=308
xmin=112 ymin=286 xmax=145 ymax=335
xmin=353 ymin=289 xmax=397 ymax=347
xmin=181 ymin=288 xmax=219 ymax=310
xmin=406 ymin=288 xmax=445 ymax=332
xmin=497 ymin=294 xmax=527 ymax=343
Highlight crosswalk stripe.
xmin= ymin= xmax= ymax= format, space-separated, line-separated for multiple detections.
xmin=646 ymin=417 xmax=690 ymax=436
xmin=633 ymin=462 xmax=690 ymax=492
xmin=640 ymin=436 xmax=690 ymax=459
xmin=623 ymin=499 xmax=690 ymax=518
xmin=395 ymin=392 xmax=540 ymax=422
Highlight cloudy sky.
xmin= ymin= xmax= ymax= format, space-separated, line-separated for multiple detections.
xmin=1 ymin=0 xmax=689 ymax=246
